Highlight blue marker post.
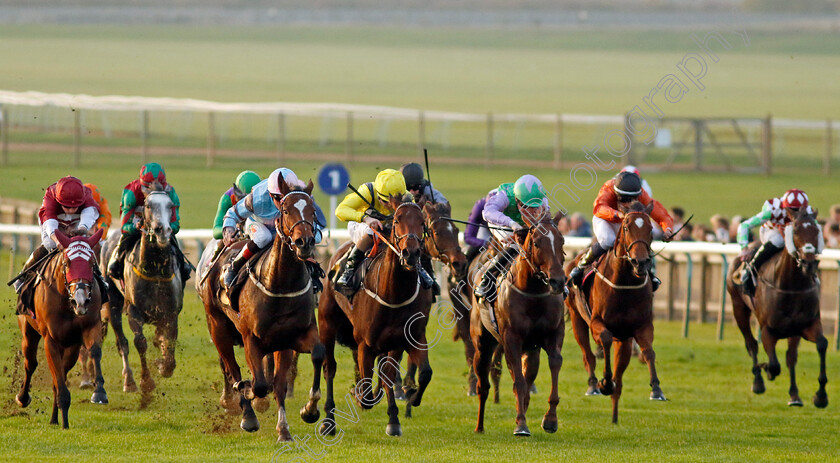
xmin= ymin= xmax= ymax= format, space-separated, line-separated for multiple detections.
xmin=317 ymin=163 xmax=350 ymax=242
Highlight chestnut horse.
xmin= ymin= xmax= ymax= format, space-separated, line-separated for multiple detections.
xmin=318 ymin=195 xmax=434 ymax=437
xmin=100 ymin=190 xmax=184 ymax=393
xmin=197 ymin=178 xmax=324 ymax=441
xmin=565 ymin=201 xmax=666 ymax=424
xmin=471 ymin=211 xmax=566 ymax=436
xmin=726 ymin=208 xmax=828 ymax=407
xmin=16 ymin=228 xmax=107 ymax=428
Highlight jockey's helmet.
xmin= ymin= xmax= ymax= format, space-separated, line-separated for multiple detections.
xmin=782 ymin=189 xmax=809 ymax=210
xmin=234 ymin=170 xmax=261 ymax=196
xmin=374 ymin=169 xmax=407 ymax=203
xmin=621 ymin=165 xmax=641 ymax=176
xmin=400 ymin=163 xmax=425 ymax=191
xmin=55 ymin=176 xmax=86 ymax=208
xmin=267 ymin=168 xmax=302 ymax=195
xmin=513 ymin=175 xmax=546 ymax=208
xmin=140 ymin=162 xmax=167 ymax=188
xmin=613 ymin=171 xmax=643 ymax=202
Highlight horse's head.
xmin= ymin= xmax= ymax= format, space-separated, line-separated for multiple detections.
xmin=143 ymin=191 xmax=174 ymax=247
xmin=54 ymin=228 xmax=103 ymax=316
xmin=521 ymin=210 xmax=566 ymax=295
xmin=389 ymin=194 xmax=425 ymax=270
xmin=273 ymin=177 xmax=318 ymax=260
xmin=785 ymin=207 xmax=822 ymax=275
xmin=617 ymin=201 xmax=654 ymax=278
xmin=422 ymin=200 xmax=468 ymax=278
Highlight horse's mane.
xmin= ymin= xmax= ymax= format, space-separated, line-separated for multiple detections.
xmin=627 ymin=200 xmax=646 ymax=213
xmin=432 ymin=201 xmax=451 ymax=216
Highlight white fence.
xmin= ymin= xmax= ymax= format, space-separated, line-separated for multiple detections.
xmin=2 ymin=223 xmax=839 ymax=350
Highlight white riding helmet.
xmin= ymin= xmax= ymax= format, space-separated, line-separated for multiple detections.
xmin=267 ymin=168 xmax=303 ymax=195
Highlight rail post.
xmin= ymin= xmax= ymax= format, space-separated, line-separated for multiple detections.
xmin=1 ymin=105 xmax=8 ymax=166
xmin=682 ymin=253 xmax=693 ymax=338
xmin=717 ymin=254 xmax=729 ymax=341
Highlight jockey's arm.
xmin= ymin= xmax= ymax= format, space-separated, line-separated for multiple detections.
xmin=78 ymin=205 xmax=98 ymax=231
xmin=593 ymin=182 xmax=622 ymax=222
xmin=428 ymin=185 xmax=448 ymax=204
xmin=482 ymin=189 xmax=516 ymax=228
xmin=213 ymin=192 xmax=234 ymax=239
xmin=640 ymin=191 xmax=674 ymax=235
xmin=168 ymin=188 xmax=181 ymax=235
xmin=335 ymin=187 xmax=370 ymax=223
xmin=313 ymin=202 xmax=327 ymax=244
xmin=120 ymin=188 xmax=139 ymax=234
xmin=737 ymin=203 xmax=772 ymax=248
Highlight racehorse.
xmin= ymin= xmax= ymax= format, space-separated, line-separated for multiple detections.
xmin=726 ymin=208 xmax=828 ymax=407
xmin=318 ymin=195 xmax=434 ymax=437
xmin=470 ymin=211 xmax=566 ymax=436
xmin=16 ymin=228 xmax=107 ymax=428
xmin=101 ymin=190 xmax=185 ymax=393
xmin=197 ymin=178 xmax=324 ymax=441
xmin=564 ymin=201 xmax=666 ymax=424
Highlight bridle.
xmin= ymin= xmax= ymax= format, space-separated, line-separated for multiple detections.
xmin=275 ymin=191 xmax=316 ymax=250
xmin=786 ymin=215 xmax=821 ymax=273
xmin=143 ymin=191 xmax=172 ymax=246
xmin=517 ymin=219 xmax=561 ymax=285
xmin=614 ymin=213 xmax=653 ymax=264
xmin=424 ymin=211 xmax=459 ymax=265
xmin=392 ymin=202 xmax=425 ymax=250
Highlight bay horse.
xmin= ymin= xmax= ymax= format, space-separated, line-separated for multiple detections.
xmin=564 ymin=201 xmax=666 ymax=424
xmin=726 ymin=208 xmax=828 ymax=407
xmin=197 ymin=178 xmax=324 ymax=441
xmin=470 ymin=211 xmax=566 ymax=436
xmin=16 ymin=228 xmax=107 ymax=428
xmin=318 ymin=195 xmax=434 ymax=437
xmin=101 ymin=190 xmax=184 ymax=393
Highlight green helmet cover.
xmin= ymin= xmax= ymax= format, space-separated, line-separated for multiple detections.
xmin=235 ymin=170 xmax=261 ymax=195
xmin=513 ymin=174 xmax=546 ymax=207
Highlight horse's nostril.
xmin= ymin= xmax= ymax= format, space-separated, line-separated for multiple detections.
xmin=295 ymin=238 xmax=305 ymax=247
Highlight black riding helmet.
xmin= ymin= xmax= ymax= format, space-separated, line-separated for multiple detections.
xmin=400 ymin=162 xmax=425 ymax=191
xmin=613 ymin=171 xmax=643 ymax=203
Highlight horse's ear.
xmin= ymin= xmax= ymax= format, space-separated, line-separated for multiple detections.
xmin=812 ymin=208 xmax=819 ymax=219
xmin=277 ymin=176 xmax=290 ymax=196
xmin=416 ymin=194 xmax=428 ymax=209
xmin=644 ymin=202 xmax=654 ymax=215
xmin=388 ymin=194 xmax=401 ymax=211
xmin=88 ymin=228 xmax=104 ymax=245
xmin=54 ymin=229 xmax=71 ymax=249
xmin=304 ymin=179 xmax=314 ymax=196
xmin=552 ymin=211 xmax=564 ymax=226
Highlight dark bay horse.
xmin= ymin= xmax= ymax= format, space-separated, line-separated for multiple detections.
xmin=319 ymin=196 xmax=434 ymax=437
xmin=470 ymin=212 xmax=566 ymax=436
xmin=101 ymin=190 xmax=184 ymax=393
xmin=197 ymin=178 xmax=324 ymax=441
xmin=726 ymin=208 xmax=828 ymax=407
xmin=16 ymin=228 xmax=107 ymax=428
xmin=565 ymin=201 xmax=666 ymax=424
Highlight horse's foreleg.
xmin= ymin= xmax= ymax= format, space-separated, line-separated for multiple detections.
xmin=154 ymin=319 xmax=178 ymax=378
xmin=127 ymin=311 xmax=155 ymax=393
xmin=110 ymin=301 xmax=136 ymax=392
xmin=541 ymin=339 xmax=563 ymax=434
xmin=503 ymin=333 xmax=530 ymax=437
xmin=801 ymin=321 xmax=828 ymax=408
xmin=490 ymin=344 xmax=504 ymax=404
xmin=295 ymin=324 xmax=324 ymax=424
xmin=78 ymin=346 xmax=94 ymax=389
xmin=318 ymin=327 xmax=338 ymax=436
xmin=234 ymin=335 xmax=261 ymax=433
xmin=44 ymin=338 xmax=71 ymax=428
xmin=273 ymin=350 xmax=294 ymax=442
xmin=406 ymin=343 xmax=432 ymax=410
xmin=610 ymin=340 xmax=633 ymax=425
xmin=590 ymin=319 xmax=614 ymax=395
xmin=16 ymin=317 xmax=40 ymax=408
xmin=760 ymin=331 xmax=781 ymax=381
xmin=569 ymin=305 xmax=599 ymax=396
xmin=472 ymin=330 xmax=495 ymax=433
xmin=731 ymin=296 xmax=763 ymax=393
xmin=285 ymin=352 xmax=298 ymax=399
xmin=635 ymin=325 xmax=665 ymax=401
xmin=785 ymin=336 xmax=802 ymax=406
xmin=242 ymin=335 xmax=269 ymax=399
xmin=379 ymin=353 xmax=402 ymax=437
xmin=83 ymin=327 xmax=109 ymax=405
xmin=355 ymin=345 xmax=380 ymax=410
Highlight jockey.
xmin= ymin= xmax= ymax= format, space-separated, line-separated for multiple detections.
xmin=12 ymin=177 xmax=101 ymax=292
xmin=463 ymin=196 xmax=490 ymax=262
xmin=107 ymin=162 xmax=193 ymax=284
xmin=400 ymin=162 xmax=448 ymax=204
xmin=621 ymin=165 xmax=652 ymax=196
xmin=737 ymin=188 xmax=814 ymax=297
xmin=221 ymin=167 xmax=326 ymax=292
xmin=334 ymin=168 xmax=435 ymax=294
xmin=568 ymin=171 xmax=673 ymax=291
xmin=212 ymin=170 xmax=261 ymax=239
xmin=474 ymin=174 xmax=549 ymax=299
xmin=84 ymin=182 xmax=112 ymax=241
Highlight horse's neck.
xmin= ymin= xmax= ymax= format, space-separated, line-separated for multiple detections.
xmin=372 ymin=250 xmax=416 ymax=295
xmin=510 ymin=256 xmax=544 ymax=292
xmin=771 ymin=250 xmax=809 ymax=288
xmin=604 ymin=242 xmax=640 ymax=283
xmin=139 ymin=236 xmax=170 ymax=262
xmin=260 ymin=235 xmax=307 ymax=290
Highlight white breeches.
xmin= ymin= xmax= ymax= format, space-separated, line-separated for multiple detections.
xmin=759 ymin=226 xmax=784 ymax=248
xmin=245 ymin=218 xmax=275 ymax=248
xmin=592 ymin=216 xmax=620 ymax=249
xmin=348 ymin=221 xmax=374 ymax=246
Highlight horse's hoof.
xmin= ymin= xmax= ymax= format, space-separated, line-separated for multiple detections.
xmin=300 ymin=405 xmax=320 ymax=424
xmin=585 ymin=387 xmax=602 ymax=396
xmin=813 ymin=392 xmax=828 ymax=409
xmin=319 ymin=420 xmax=336 ymax=436
xmin=79 ymin=379 xmax=94 ymax=390
xmin=752 ymin=382 xmax=765 ymax=395
xmin=529 ymin=384 xmax=538 ymax=395
xmin=385 ymin=423 xmax=402 ymax=437
xmin=90 ymin=392 xmax=109 ymax=405
xmin=474 ymin=427 xmax=484 ymax=434
xmin=124 ymin=381 xmax=138 ymax=393
xmin=541 ymin=416 xmax=558 ymax=433
xmin=649 ymin=391 xmax=667 ymax=401
xmin=140 ymin=378 xmax=156 ymax=393
xmin=788 ymin=398 xmax=804 ymax=407
xmin=598 ymin=380 xmax=614 ymax=396
xmin=240 ymin=415 xmax=260 ymax=432
xmin=513 ymin=424 xmax=531 ymax=437
xmin=16 ymin=393 xmax=31 ymax=408
xmin=467 ymin=390 xmax=477 ymax=397
xmin=253 ymin=397 xmax=270 ymax=413
xmin=394 ymin=388 xmax=407 ymax=401
xmin=277 ymin=427 xmax=293 ymax=442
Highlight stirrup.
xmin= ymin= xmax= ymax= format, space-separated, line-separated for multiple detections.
xmin=569 ymin=266 xmax=585 ymax=286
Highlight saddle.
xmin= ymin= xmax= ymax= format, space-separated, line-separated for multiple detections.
xmin=16 ymin=271 xmax=41 ymax=319
xmin=328 ymin=246 xmax=375 ymax=299
xmin=217 ymin=246 xmax=270 ymax=312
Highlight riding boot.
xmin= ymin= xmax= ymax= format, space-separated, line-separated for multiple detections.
xmin=465 ymin=245 xmax=481 ymax=263
xmin=223 ymin=244 xmax=255 ymax=290
xmin=569 ymin=243 xmax=607 ymax=287
xmin=649 ymin=256 xmax=660 ymax=292
xmin=305 ymin=259 xmax=325 ymax=294
xmin=170 ymin=239 xmax=195 ymax=285
xmin=474 ymin=246 xmax=518 ymax=299
xmin=741 ymin=241 xmax=783 ymax=297
xmin=11 ymin=245 xmax=50 ymax=293
xmin=417 ymin=263 xmax=437 ymax=291
xmin=108 ymin=232 xmax=138 ymax=280
xmin=93 ymin=266 xmax=110 ymax=304
xmin=420 ymin=255 xmax=440 ymax=295
xmin=337 ymin=247 xmax=366 ymax=292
